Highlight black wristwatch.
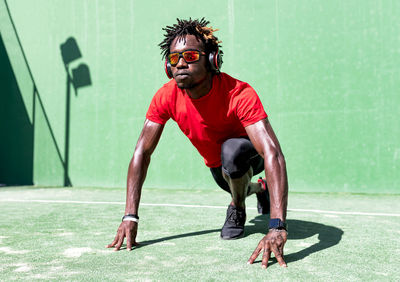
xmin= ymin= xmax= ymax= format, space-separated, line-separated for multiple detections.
xmin=268 ymin=218 xmax=287 ymax=231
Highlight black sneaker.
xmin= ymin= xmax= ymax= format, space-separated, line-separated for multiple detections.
xmin=220 ymin=204 xmax=246 ymax=240
xmin=256 ymin=177 xmax=270 ymax=214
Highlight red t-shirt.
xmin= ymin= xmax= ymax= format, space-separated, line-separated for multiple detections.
xmin=146 ymin=72 xmax=268 ymax=167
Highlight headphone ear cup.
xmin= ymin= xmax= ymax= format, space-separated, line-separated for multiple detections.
xmin=164 ymin=59 xmax=173 ymax=79
xmin=209 ymin=50 xmax=222 ymax=72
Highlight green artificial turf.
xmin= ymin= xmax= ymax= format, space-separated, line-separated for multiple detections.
xmin=0 ymin=186 xmax=399 ymax=281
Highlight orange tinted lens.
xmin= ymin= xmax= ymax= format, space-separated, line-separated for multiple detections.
xmin=183 ymin=51 xmax=200 ymax=62
xmin=168 ymin=53 xmax=179 ymax=65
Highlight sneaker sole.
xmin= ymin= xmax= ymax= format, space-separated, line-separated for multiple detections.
xmin=220 ymin=232 xmax=244 ymax=240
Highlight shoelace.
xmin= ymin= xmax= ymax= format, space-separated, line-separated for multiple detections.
xmin=227 ymin=207 xmax=244 ymax=225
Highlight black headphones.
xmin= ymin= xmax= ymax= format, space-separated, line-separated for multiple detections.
xmin=164 ymin=49 xmax=222 ymax=79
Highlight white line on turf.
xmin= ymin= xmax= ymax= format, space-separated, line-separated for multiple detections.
xmin=1 ymin=199 xmax=400 ymax=217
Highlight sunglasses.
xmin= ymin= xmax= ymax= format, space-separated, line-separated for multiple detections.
xmin=168 ymin=50 xmax=206 ymax=66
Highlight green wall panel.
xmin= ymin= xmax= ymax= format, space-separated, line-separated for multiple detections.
xmin=1 ymin=0 xmax=399 ymax=193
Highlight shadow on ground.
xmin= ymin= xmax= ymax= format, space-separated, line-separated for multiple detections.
xmin=127 ymin=215 xmax=343 ymax=265
xmin=131 ymin=228 xmax=221 ymax=249
xmin=247 ymin=216 xmax=344 ymax=265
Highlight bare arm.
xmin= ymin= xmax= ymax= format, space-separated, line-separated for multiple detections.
xmin=107 ymin=119 xmax=164 ymax=251
xmin=245 ymin=118 xmax=288 ymax=221
xmin=125 ymin=119 xmax=165 ymax=215
xmin=245 ymin=118 xmax=289 ymax=269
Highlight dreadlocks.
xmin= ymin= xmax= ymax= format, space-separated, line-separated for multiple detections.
xmin=159 ymin=18 xmax=223 ymax=64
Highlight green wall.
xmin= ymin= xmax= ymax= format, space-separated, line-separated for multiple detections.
xmin=1 ymin=0 xmax=399 ymax=193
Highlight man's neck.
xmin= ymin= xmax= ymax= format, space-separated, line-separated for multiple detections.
xmin=185 ymin=74 xmax=213 ymax=99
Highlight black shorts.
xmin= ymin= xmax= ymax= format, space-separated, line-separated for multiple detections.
xmin=210 ymin=137 xmax=264 ymax=193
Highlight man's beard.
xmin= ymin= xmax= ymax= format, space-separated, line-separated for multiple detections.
xmin=177 ymin=83 xmax=195 ymax=90
xmin=176 ymin=76 xmax=207 ymax=90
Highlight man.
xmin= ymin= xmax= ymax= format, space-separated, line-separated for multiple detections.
xmin=107 ymin=18 xmax=289 ymax=269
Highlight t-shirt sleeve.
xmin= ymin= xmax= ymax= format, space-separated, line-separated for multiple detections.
xmin=145 ymin=86 xmax=171 ymax=125
xmin=234 ymin=85 xmax=268 ymax=127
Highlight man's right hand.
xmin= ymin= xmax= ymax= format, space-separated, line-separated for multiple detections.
xmin=106 ymin=221 xmax=138 ymax=251
xmin=247 ymin=229 xmax=288 ymax=269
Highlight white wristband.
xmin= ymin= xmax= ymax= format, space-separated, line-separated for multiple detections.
xmin=123 ymin=216 xmax=139 ymax=223
xmin=122 ymin=214 xmax=139 ymax=223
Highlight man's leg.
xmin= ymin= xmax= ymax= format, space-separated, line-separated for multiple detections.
xmin=222 ymin=166 xmax=253 ymax=209
xmin=217 ymin=138 xmax=267 ymax=239
xmin=220 ymin=137 xmax=266 ymax=198
xmin=210 ymin=147 xmax=264 ymax=199
xmin=210 ymin=137 xmax=270 ymax=212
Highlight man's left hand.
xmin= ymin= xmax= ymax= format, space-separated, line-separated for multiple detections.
xmin=247 ymin=229 xmax=288 ymax=269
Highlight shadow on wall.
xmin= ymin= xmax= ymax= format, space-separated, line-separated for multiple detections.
xmin=1 ymin=0 xmax=91 ymax=187
xmin=0 ymin=33 xmax=33 ymax=186
xmin=60 ymin=37 xmax=92 ymax=186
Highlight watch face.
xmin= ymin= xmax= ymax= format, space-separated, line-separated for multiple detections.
xmin=268 ymin=218 xmax=287 ymax=230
